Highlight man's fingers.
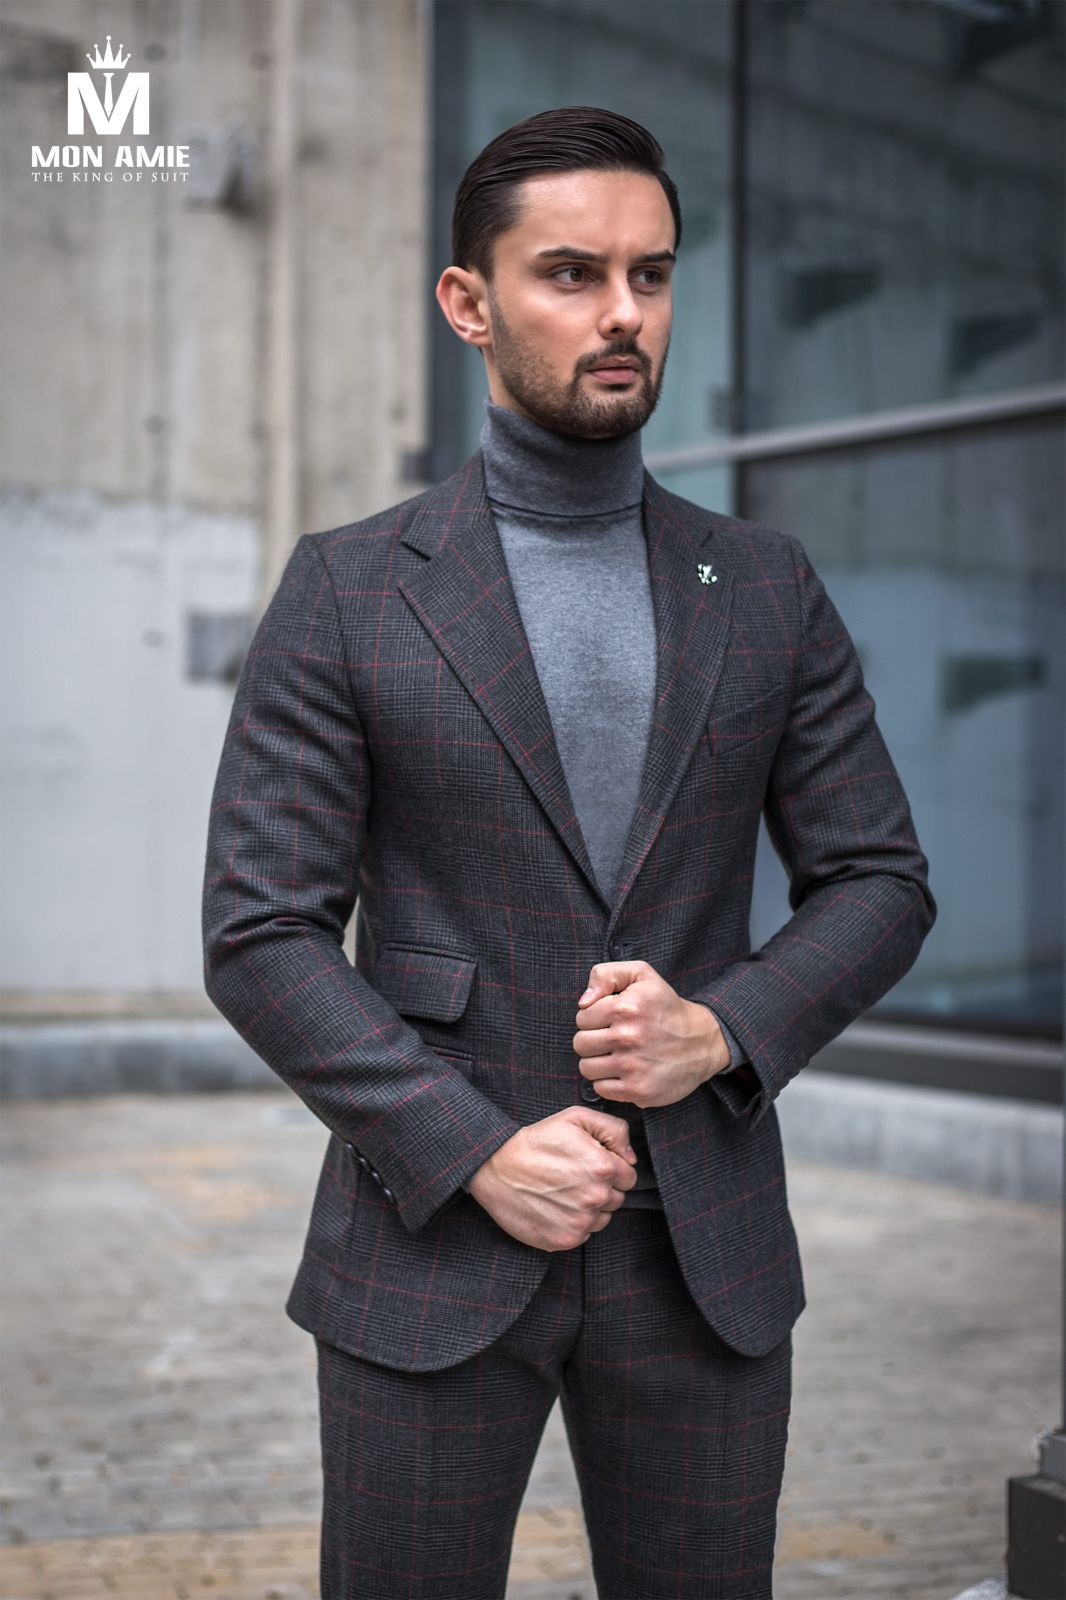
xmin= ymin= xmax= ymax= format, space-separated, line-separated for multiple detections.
xmin=610 ymin=1161 xmax=638 ymax=1192
xmin=569 ymin=1107 xmax=636 ymax=1158
xmin=577 ymin=959 xmax=648 ymax=1006
xmin=573 ymin=1030 xmax=619 ymax=1064
xmin=575 ymin=986 xmax=623 ymax=1030
xmin=590 ymin=1181 xmax=632 ymax=1234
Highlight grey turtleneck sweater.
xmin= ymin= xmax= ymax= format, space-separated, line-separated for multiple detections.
xmin=472 ymin=398 xmax=747 ymax=1210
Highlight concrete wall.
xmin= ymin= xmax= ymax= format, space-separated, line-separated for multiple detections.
xmin=0 ymin=0 xmax=429 ymax=1011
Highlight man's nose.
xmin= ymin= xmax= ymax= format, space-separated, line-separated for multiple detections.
xmin=598 ymin=277 xmax=644 ymax=338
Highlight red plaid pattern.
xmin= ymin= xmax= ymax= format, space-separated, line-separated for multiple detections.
xmin=316 ymin=1206 xmax=792 ymax=1599
xmin=201 ymin=451 xmax=936 ymax=1372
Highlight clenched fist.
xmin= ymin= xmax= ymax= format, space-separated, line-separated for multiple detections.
xmin=466 ymin=1106 xmax=638 ymax=1252
xmin=573 ymin=959 xmax=731 ymax=1107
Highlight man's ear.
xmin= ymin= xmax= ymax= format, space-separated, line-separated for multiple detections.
xmin=435 ymin=266 xmax=492 ymax=350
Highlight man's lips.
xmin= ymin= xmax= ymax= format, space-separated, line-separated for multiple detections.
xmin=587 ymin=361 xmax=640 ymax=383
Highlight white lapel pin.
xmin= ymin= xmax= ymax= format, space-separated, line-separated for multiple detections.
xmin=697 ymin=562 xmax=718 ymax=584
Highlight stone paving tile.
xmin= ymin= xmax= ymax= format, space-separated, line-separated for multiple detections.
xmin=0 ymin=1091 xmax=1059 ymax=1600
xmin=0 ymin=1509 xmax=592 ymax=1599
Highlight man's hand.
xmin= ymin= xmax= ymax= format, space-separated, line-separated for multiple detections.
xmin=572 ymin=960 xmax=731 ymax=1108
xmin=466 ymin=1107 xmax=638 ymax=1252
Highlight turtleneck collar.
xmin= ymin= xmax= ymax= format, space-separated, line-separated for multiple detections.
xmin=479 ymin=398 xmax=645 ymax=519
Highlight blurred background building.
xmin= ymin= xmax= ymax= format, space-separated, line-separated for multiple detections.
xmin=1 ymin=0 xmax=1062 ymax=1115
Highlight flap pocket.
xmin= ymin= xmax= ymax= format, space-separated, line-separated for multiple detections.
xmin=374 ymin=944 xmax=477 ymax=1023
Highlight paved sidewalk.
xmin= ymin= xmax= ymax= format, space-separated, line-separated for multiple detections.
xmin=0 ymin=1091 xmax=1060 ymax=1600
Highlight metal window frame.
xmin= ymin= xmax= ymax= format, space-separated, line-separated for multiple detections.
xmin=646 ymin=381 xmax=1066 ymax=475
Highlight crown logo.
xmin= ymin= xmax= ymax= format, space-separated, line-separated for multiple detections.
xmin=85 ymin=35 xmax=131 ymax=72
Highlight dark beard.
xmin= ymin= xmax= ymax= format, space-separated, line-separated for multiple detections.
xmin=487 ymin=297 xmax=668 ymax=441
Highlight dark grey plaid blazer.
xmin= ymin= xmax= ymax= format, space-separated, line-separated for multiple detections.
xmin=202 ymin=450 xmax=936 ymax=1373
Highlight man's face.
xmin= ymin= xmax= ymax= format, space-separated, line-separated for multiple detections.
xmin=445 ymin=169 xmax=675 ymax=440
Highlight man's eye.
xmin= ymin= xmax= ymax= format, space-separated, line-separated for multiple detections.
xmin=551 ymin=266 xmax=664 ymax=288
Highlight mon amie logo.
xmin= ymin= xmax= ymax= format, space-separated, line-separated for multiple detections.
xmin=31 ymin=35 xmax=189 ymax=183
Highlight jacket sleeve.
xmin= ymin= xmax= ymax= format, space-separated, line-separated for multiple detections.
xmin=696 ymin=534 xmax=937 ymax=1128
xmin=201 ymin=533 xmax=522 ymax=1232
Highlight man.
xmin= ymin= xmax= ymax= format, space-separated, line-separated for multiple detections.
xmin=202 ymin=106 xmax=935 ymax=1599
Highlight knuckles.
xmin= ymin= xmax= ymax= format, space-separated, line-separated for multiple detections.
xmin=553 ymin=1229 xmax=587 ymax=1251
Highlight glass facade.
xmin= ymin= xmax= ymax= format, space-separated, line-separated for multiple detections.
xmin=431 ymin=0 xmax=1065 ymax=1054
xmin=742 ymin=0 xmax=1065 ymax=431
xmin=745 ymin=414 xmax=1064 ymax=1037
xmin=733 ymin=0 xmax=1064 ymax=1041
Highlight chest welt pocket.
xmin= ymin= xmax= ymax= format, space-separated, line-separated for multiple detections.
xmin=373 ymin=944 xmax=477 ymax=1023
xmin=708 ymin=686 xmax=785 ymax=753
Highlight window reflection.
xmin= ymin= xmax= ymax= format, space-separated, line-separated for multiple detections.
xmin=743 ymin=0 xmax=1065 ymax=429
xmin=740 ymin=416 xmax=1064 ymax=1037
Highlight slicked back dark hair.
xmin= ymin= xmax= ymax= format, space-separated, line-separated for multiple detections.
xmin=451 ymin=106 xmax=682 ymax=281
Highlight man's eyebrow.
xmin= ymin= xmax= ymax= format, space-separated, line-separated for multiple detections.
xmin=533 ymin=246 xmax=676 ymax=265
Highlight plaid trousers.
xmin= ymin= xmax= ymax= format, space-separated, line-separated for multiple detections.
xmin=315 ymin=1206 xmax=793 ymax=1599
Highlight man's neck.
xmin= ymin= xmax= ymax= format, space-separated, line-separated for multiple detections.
xmin=479 ymin=399 xmax=645 ymax=519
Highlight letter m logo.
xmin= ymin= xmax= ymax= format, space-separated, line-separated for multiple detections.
xmin=67 ymin=73 xmax=150 ymax=136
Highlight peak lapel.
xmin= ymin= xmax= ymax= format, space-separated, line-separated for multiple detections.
xmin=398 ymin=452 xmax=604 ymax=905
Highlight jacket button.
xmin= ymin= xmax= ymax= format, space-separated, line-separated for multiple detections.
xmin=608 ymin=938 xmax=625 ymax=959
xmin=580 ymin=1080 xmax=602 ymax=1103
xmin=382 ymin=1186 xmax=395 ymax=1203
